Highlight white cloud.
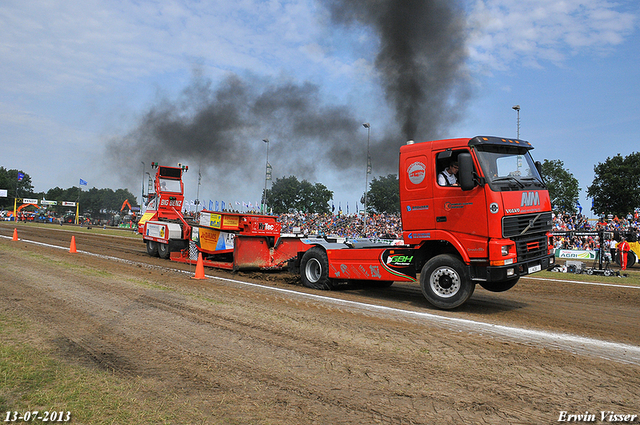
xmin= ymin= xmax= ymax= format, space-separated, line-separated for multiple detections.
xmin=0 ymin=0 xmax=325 ymax=96
xmin=467 ymin=0 xmax=637 ymax=70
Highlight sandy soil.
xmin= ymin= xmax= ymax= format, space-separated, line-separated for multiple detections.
xmin=1 ymin=222 xmax=639 ymax=424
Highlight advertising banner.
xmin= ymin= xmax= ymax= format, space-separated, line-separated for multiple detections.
xmin=555 ymin=249 xmax=597 ymax=260
xmin=193 ymin=227 xmax=234 ymax=253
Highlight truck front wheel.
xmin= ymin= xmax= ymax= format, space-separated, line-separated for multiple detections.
xmin=300 ymin=247 xmax=336 ymax=290
xmin=420 ymin=254 xmax=474 ymax=309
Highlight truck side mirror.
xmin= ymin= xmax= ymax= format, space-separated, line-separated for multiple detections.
xmin=458 ymin=153 xmax=475 ymax=191
xmin=535 ymin=161 xmax=543 ymax=177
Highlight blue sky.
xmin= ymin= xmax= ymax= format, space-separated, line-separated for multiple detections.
xmin=1 ymin=0 xmax=638 ymax=216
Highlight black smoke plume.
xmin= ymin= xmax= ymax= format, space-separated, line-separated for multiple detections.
xmin=108 ymin=0 xmax=470 ymax=196
xmin=322 ymin=0 xmax=470 ymax=142
xmin=108 ymin=74 xmax=364 ymax=194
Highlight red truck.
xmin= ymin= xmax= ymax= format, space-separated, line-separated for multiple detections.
xmin=141 ymin=135 xmax=555 ymax=309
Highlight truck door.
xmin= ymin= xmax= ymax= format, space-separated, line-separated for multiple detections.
xmin=433 ymin=149 xmax=488 ymax=256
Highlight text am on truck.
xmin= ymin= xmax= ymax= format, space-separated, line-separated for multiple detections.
xmin=140 ymin=136 xmax=555 ymax=310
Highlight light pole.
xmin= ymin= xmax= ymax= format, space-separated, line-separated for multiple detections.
xmin=196 ymin=167 xmax=201 ymax=214
xmin=362 ymin=123 xmax=371 ymax=237
xmin=141 ymin=161 xmax=145 ymax=206
xmin=262 ymin=138 xmax=270 ymax=214
xmin=512 ymin=105 xmax=520 ymax=139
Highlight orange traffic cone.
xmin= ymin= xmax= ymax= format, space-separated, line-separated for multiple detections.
xmin=192 ymin=253 xmax=206 ymax=280
xmin=12 ymin=228 xmax=18 ymax=241
xmin=69 ymin=236 xmax=77 ymax=253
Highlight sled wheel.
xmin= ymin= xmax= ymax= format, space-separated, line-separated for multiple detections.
xmin=158 ymin=242 xmax=170 ymax=259
xmin=146 ymin=240 xmax=159 ymax=257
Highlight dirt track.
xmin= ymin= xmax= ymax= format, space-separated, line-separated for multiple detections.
xmin=1 ymin=222 xmax=639 ymax=424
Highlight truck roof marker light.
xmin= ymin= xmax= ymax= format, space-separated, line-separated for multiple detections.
xmin=407 ymin=140 xmax=414 ymax=145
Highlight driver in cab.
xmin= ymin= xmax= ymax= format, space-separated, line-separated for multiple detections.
xmin=438 ymin=161 xmax=459 ymax=187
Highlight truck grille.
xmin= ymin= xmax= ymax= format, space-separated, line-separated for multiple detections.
xmin=515 ymin=234 xmax=549 ymax=262
xmin=502 ymin=212 xmax=552 ymax=238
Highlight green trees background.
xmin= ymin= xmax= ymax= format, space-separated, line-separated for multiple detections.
xmin=0 ymin=167 xmax=138 ymax=218
xmin=541 ymin=159 xmax=580 ymax=213
xmin=588 ymin=152 xmax=640 ymax=217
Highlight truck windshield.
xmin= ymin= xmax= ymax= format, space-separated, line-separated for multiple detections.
xmin=158 ymin=178 xmax=182 ymax=193
xmin=475 ymin=146 xmax=545 ymax=191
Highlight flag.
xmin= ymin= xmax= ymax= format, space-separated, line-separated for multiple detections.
xmin=79 ymin=179 xmax=87 ymax=186
xmin=332 ymin=202 xmax=335 ymax=213
xmin=209 ymin=200 xmax=213 ymax=210
xmin=347 ymin=202 xmax=349 ymax=214
xmin=221 ymin=201 xmax=225 ymax=211
xmin=576 ymin=200 xmax=582 ymax=213
xmin=17 ymin=172 xmax=24 ymax=182
xmin=215 ymin=201 xmax=219 ymax=211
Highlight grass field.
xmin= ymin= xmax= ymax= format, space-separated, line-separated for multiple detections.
xmin=0 ymin=313 xmax=190 ymax=425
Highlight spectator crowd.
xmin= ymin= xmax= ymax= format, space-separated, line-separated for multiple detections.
xmin=274 ymin=210 xmax=640 ymax=249
xmin=277 ymin=212 xmax=402 ymax=239
xmin=552 ymin=211 xmax=640 ymax=251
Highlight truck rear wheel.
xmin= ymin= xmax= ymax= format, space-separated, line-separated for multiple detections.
xmin=146 ymin=240 xmax=159 ymax=257
xmin=300 ymin=247 xmax=336 ymax=290
xmin=158 ymin=242 xmax=170 ymax=259
xmin=479 ymin=277 xmax=519 ymax=293
xmin=420 ymin=254 xmax=474 ymax=309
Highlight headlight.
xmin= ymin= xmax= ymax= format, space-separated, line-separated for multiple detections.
xmin=501 ymin=245 xmax=510 ymax=256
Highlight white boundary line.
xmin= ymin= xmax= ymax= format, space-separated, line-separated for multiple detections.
xmin=522 ymin=275 xmax=640 ymax=289
xmin=3 ymin=234 xmax=640 ymax=365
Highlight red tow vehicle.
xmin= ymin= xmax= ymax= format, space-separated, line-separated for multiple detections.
xmin=140 ymin=135 xmax=555 ymax=309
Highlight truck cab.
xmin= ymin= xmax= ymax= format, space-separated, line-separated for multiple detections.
xmin=399 ymin=136 xmax=554 ymax=307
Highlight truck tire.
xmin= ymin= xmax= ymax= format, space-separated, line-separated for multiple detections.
xmin=146 ymin=240 xmax=159 ymax=257
xmin=615 ymin=251 xmax=636 ymax=268
xmin=420 ymin=254 xmax=474 ymax=309
xmin=158 ymin=242 xmax=170 ymax=259
xmin=300 ymin=247 xmax=336 ymax=290
xmin=479 ymin=277 xmax=519 ymax=293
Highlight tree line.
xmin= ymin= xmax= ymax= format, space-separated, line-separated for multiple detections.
xmin=0 ymin=167 xmax=138 ymax=219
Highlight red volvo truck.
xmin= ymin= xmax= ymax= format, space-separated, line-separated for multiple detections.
xmin=141 ymin=136 xmax=555 ymax=309
xmin=296 ymin=136 xmax=555 ymax=308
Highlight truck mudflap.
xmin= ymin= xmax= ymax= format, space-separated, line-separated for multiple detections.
xmin=326 ymin=247 xmax=417 ymax=282
xmin=474 ymin=253 xmax=555 ymax=282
